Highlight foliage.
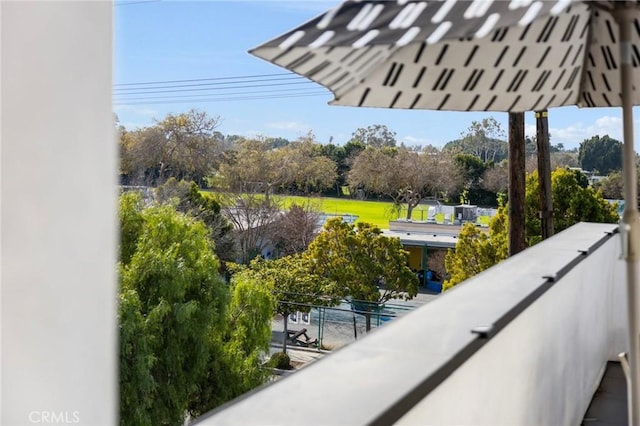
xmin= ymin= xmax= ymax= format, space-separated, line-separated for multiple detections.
xmin=349 ymin=124 xmax=397 ymax=148
xmin=119 ymin=109 xmax=222 ymax=186
xmin=453 ymin=153 xmax=497 ymax=206
xmin=271 ymin=203 xmax=320 ymax=256
xmin=216 ymin=192 xmax=281 ymax=264
xmin=243 ymin=255 xmax=338 ymax=352
xmin=218 ymin=134 xmax=337 ymax=203
xmin=578 ymin=134 xmax=623 ymax=175
xmin=525 ymin=168 xmax=619 ymax=245
xmin=348 ymin=146 xmax=461 ymax=218
xmin=118 ymin=195 xmax=271 ymax=424
xmin=156 ymin=178 xmax=238 ymax=264
xmin=445 ymin=117 xmax=507 ymax=162
xmin=594 ymin=171 xmax=624 ymax=200
xmin=118 ymin=192 xmax=145 ymax=264
xmin=481 ymin=160 xmax=509 ymax=196
xmin=268 ymin=352 xmax=292 ymax=370
xmin=305 ymin=218 xmax=418 ymax=331
xmin=443 ymin=205 xmax=508 ymax=291
xmin=189 ymin=271 xmax=275 ymax=415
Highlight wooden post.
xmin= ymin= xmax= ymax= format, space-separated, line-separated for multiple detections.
xmin=536 ymin=109 xmax=554 ymax=240
xmin=509 ymin=112 xmax=527 ymax=256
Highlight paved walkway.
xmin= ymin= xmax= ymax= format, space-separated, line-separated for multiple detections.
xmin=582 ymin=362 xmax=627 ymax=425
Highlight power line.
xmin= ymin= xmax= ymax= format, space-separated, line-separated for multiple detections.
xmin=113 ymin=91 xmax=330 ymax=106
xmin=113 ymin=72 xmax=300 ymax=87
xmin=113 ymin=75 xmax=307 ymax=92
xmin=113 ymin=80 xmax=319 ymax=96
xmin=115 ymin=86 xmax=330 ymax=102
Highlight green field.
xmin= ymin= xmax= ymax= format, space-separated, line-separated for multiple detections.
xmin=278 ymin=195 xmax=436 ymax=228
xmin=203 ymin=192 xmax=434 ymax=228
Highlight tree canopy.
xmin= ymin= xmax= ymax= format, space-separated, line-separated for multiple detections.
xmin=118 ymin=193 xmax=272 ymax=424
xmin=525 ymin=168 xmax=619 ymax=245
xmin=443 ymin=205 xmax=508 ymax=291
xmin=443 ymin=167 xmax=619 ymax=291
xmin=578 ymin=134 xmax=622 ymax=175
xmin=305 ymin=218 xmax=418 ymax=331
xmin=348 ymin=146 xmax=461 ymax=217
xmin=349 ymin=124 xmax=397 ymax=148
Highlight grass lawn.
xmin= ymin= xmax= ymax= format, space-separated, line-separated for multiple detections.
xmin=203 ymin=191 xmax=432 ymax=228
xmin=275 ymin=195 xmax=433 ymax=228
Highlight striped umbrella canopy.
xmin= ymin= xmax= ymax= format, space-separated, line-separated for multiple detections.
xmin=250 ymin=0 xmax=638 ymax=112
xmin=250 ymin=1 xmax=640 ymax=423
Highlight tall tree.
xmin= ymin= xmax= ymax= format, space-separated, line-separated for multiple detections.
xmin=453 ymin=153 xmax=497 ymax=206
xmin=349 ymin=124 xmax=397 ymax=148
xmin=305 ymin=218 xmax=418 ymax=332
xmin=445 ymin=117 xmax=508 ymax=163
xmin=349 ymin=146 xmax=460 ymax=218
xmin=189 ymin=270 xmax=275 ymax=415
xmin=119 ymin=194 xmax=229 ymax=425
xmin=219 ymin=135 xmax=337 ymax=203
xmin=118 ymin=193 xmax=272 ymax=424
xmin=120 ymin=110 xmax=222 ymax=186
xmin=578 ymin=134 xmax=623 ymax=175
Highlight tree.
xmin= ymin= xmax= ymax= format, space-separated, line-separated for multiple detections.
xmin=119 ymin=194 xmax=229 ymax=425
xmin=594 ymin=171 xmax=623 ymax=200
xmin=578 ymin=134 xmax=623 ymax=174
xmin=453 ymin=153 xmax=497 ymax=206
xmin=443 ymin=205 xmax=508 ymax=291
xmin=120 ymin=110 xmax=222 ymax=186
xmin=305 ymin=218 xmax=418 ymax=332
xmin=349 ymin=146 xmax=461 ymax=218
xmin=243 ymin=255 xmax=338 ymax=353
xmin=445 ymin=117 xmax=507 ymax=162
xmin=219 ymin=135 xmax=337 ymax=203
xmin=218 ymin=192 xmax=281 ymax=264
xmin=481 ymin=160 xmax=509 ymax=195
xmin=442 ymin=167 xmax=619 ymax=291
xmin=189 ymin=270 xmax=275 ymax=415
xmin=282 ymin=133 xmax=338 ymax=194
xmin=271 ymin=203 xmax=320 ymax=256
xmin=118 ymin=193 xmax=272 ymax=424
xmin=349 ymin=124 xmax=397 ymax=148
xmin=155 ymin=178 xmax=238 ymax=264
xmin=524 ymin=168 xmax=619 ymax=245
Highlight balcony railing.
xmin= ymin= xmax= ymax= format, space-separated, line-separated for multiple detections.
xmin=196 ymin=222 xmax=626 ymax=425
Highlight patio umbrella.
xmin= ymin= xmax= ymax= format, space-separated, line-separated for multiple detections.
xmin=250 ymin=0 xmax=640 ymax=422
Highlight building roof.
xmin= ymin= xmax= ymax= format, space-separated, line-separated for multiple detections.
xmin=382 ymin=229 xmax=458 ymax=249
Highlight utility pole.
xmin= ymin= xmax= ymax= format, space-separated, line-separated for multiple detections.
xmin=509 ymin=112 xmax=526 ymax=256
xmin=536 ymin=109 xmax=554 ymax=240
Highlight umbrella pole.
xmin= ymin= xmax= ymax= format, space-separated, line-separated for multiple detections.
xmin=614 ymin=8 xmax=640 ymax=425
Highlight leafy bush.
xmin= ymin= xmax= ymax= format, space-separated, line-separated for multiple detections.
xmin=268 ymin=352 xmax=291 ymax=370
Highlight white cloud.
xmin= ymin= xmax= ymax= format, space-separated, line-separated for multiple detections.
xmin=402 ymin=135 xmax=435 ymax=147
xmin=548 ymin=116 xmax=623 ymax=148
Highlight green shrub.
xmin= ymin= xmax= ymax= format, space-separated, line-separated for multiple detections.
xmin=268 ymin=352 xmax=291 ymax=370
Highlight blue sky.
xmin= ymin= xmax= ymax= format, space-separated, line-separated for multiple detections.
xmin=114 ymin=0 xmax=635 ymax=150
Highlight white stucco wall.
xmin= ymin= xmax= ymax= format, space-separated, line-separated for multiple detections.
xmin=398 ymin=233 xmax=626 ymax=425
xmin=1 ymin=2 xmax=116 ymax=424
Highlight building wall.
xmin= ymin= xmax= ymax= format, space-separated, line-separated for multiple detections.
xmin=1 ymin=2 xmax=116 ymax=424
